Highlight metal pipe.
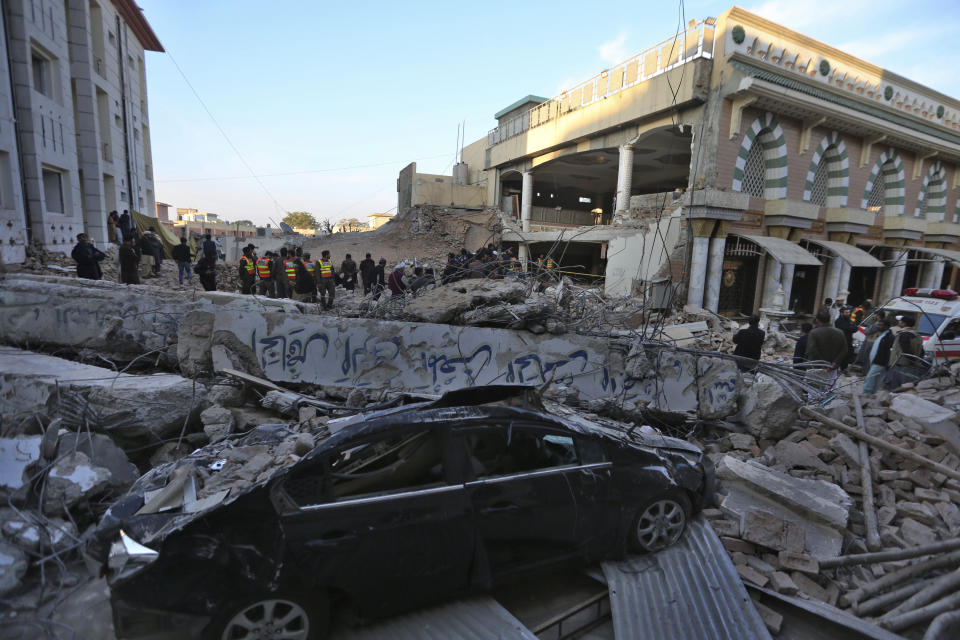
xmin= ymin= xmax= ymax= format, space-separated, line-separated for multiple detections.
xmin=853 ymin=393 xmax=881 ymax=552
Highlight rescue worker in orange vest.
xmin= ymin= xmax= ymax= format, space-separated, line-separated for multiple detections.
xmin=272 ymin=247 xmax=292 ymax=298
xmin=545 ymin=256 xmax=555 ymax=270
xmin=317 ymin=249 xmax=336 ymax=310
xmin=537 ymin=255 xmax=544 ymax=268
xmin=256 ymin=251 xmax=274 ymax=297
xmin=238 ymin=245 xmax=257 ymax=294
xmin=302 ymin=252 xmax=318 ymax=302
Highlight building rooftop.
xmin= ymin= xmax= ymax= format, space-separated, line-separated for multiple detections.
xmin=114 ymin=0 xmax=164 ymax=52
xmin=494 ymin=95 xmax=548 ymax=120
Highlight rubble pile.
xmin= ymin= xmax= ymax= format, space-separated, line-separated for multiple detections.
xmin=697 ymin=370 xmax=960 ymax=637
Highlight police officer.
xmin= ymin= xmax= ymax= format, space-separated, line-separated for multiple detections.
xmin=317 ymin=249 xmax=336 ymax=309
xmin=256 ymin=251 xmax=274 ymax=297
xmin=238 ymin=245 xmax=257 ymax=294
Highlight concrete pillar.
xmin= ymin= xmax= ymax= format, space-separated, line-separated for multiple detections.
xmin=837 ymin=260 xmax=852 ymax=303
xmin=615 ymin=144 xmax=634 ymax=214
xmin=520 ymin=172 xmax=533 ymax=233
xmin=879 ymin=249 xmax=907 ymax=302
xmin=761 ymin=256 xmax=782 ymax=308
xmin=780 ymin=263 xmax=795 ymax=310
xmin=921 ymin=257 xmax=945 ymax=289
xmin=686 ymin=236 xmax=710 ymax=308
xmin=823 ymin=256 xmax=842 ymax=303
xmin=704 ymin=235 xmax=726 ymax=313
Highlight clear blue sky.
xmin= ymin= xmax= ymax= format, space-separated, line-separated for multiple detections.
xmin=139 ymin=0 xmax=960 ymax=227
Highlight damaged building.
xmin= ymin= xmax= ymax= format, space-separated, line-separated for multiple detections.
xmin=405 ymin=6 xmax=960 ymax=312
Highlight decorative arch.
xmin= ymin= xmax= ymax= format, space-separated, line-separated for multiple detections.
xmin=732 ymin=112 xmax=788 ymax=200
xmin=803 ymin=132 xmax=849 ymax=207
xmin=914 ymin=161 xmax=947 ymax=220
xmin=861 ymin=150 xmax=905 ymax=215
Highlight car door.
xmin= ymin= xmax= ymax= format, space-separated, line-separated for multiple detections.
xmin=278 ymin=427 xmax=474 ymax=617
xmin=455 ymin=422 xmax=612 ymax=581
xmin=933 ymin=318 xmax=960 ymax=361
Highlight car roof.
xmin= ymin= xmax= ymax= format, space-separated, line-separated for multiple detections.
xmin=879 ymin=296 xmax=960 ymax=316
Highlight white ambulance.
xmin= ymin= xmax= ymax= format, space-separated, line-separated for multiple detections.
xmin=853 ymin=288 xmax=960 ymax=362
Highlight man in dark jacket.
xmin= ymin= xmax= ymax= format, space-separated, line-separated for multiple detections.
xmin=71 ymin=233 xmax=105 ymax=280
xmin=863 ymin=317 xmax=895 ymax=394
xmin=195 ymin=254 xmax=217 ymax=291
xmin=834 ymin=306 xmax=857 ymax=370
xmin=806 ymin=309 xmax=849 ymax=389
xmin=118 ymin=210 xmax=133 ymax=241
xmin=119 ymin=237 xmax=140 ymax=285
xmin=201 ymin=233 xmax=218 ymax=260
xmin=293 ymin=258 xmax=317 ymax=302
xmin=172 ymin=237 xmax=193 ymax=285
xmin=359 ymin=253 xmax=376 ymax=294
xmin=373 ymin=258 xmax=387 ymax=297
xmin=340 ymin=253 xmax=358 ymax=292
xmin=732 ymin=315 xmax=765 ymax=371
xmin=793 ymin=322 xmax=812 ymax=365
xmin=140 ymin=230 xmax=164 ymax=276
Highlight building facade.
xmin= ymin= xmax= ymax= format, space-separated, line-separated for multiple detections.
xmin=173 ymin=208 xmax=258 ymax=239
xmin=419 ymin=7 xmax=960 ymax=312
xmin=0 ymin=0 xmax=161 ymax=265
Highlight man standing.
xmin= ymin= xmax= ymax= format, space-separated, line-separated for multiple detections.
xmin=317 ymin=250 xmax=336 ymax=309
xmin=238 ymin=245 xmax=257 ymax=294
xmin=359 ymin=253 xmax=376 ymax=294
xmin=119 ymin=236 xmax=140 ymax=285
xmin=806 ymin=309 xmax=849 ymax=388
xmin=71 ymin=233 xmax=105 ymax=280
xmin=388 ymin=262 xmax=409 ymax=297
xmin=793 ymin=322 xmax=812 ymax=365
xmin=834 ymin=306 xmax=857 ymax=371
xmin=293 ymin=257 xmax=317 ymax=303
xmin=272 ymin=248 xmax=292 ymax=298
xmin=201 ymin=233 xmax=217 ymax=260
xmin=118 ymin=210 xmax=133 ymax=241
xmin=340 ymin=253 xmax=358 ymax=292
xmin=373 ymin=258 xmax=387 ymax=296
xmin=140 ymin=230 xmax=163 ymax=276
xmin=257 ymin=251 xmax=275 ymax=297
xmin=172 ymin=237 xmax=193 ymax=285
xmin=863 ymin=317 xmax=896 ymax=394
xmin=732 ymin=315 xmax=765 ymax=372
xmin=195 ymin=254 xmax=217 ymax=291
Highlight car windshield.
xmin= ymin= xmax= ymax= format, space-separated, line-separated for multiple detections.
xmin=861 ymin=309 xmax=947 ymax=337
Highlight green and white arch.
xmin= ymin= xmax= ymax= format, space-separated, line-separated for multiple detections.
xmin=732 ymin=112 xmax=788 ymax=199
xmin=860 ymin=150 xmax=906 ymax=215
xmin=803 ymin=132 xmax=849 ymax=207
xmin=914 ymin=161 xmax=947 ymax=221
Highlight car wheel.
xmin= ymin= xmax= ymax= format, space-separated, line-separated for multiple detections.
xmin=215 ymin=593 xmax=327 ymax=640
xmin=631 ymin=492 xmax=691 ymax=553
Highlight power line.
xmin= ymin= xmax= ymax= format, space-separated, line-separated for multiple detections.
xmin=163 ymin=50 xmax=287 ymax=214
xmin=155 ymin=153 xmax=454 ymax=183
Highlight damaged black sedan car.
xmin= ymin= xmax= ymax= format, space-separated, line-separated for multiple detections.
xmin=88 ymin=387 xmax=714 ymax=639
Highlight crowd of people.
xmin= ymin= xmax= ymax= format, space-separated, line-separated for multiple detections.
xmin=732 ymin=295 xmax=926 ymax=395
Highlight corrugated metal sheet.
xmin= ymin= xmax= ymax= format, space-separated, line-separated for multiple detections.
xmin=734 ymin=233 xmax=823 ymax=267
xmin=804 ymin=239 xmax=884 ymax=268
xmin=331 ymin=596 xmax=538 ymax=640
xmin=601 ymin=515 xmax=772 ymax=640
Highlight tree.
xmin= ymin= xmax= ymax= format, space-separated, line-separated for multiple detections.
xmin=233 ymin=219 xmax=254 ymax=226
xmin=283 ymin=211 xmax=319 ymax=230
xmin=321 ymin=218 xmax=333 ymax=235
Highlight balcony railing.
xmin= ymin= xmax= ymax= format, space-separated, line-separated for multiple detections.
xmin=488 ymin=19 xmax=715 ymax=146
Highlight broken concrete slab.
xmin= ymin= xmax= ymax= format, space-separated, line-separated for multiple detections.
xmin=0 ymin=540 xmax=28 ymax=597
xmin=739 ymin=378 xmax=799 ymax=440
xmin=0 ymin=436 xmax=42 ymax=496
xmin=742 ymin=509 xmax=805 ymax=553
xmin=43 ymin=451 xmax=111 ymax=515
xmin=56 ymin=432 xmax=139 ymax=495
xmin=889 ymin=394 xmax=960 ymax=453
xmin=696 ymin=356 xmax=741 ymax=420
xmin=200 ymin=405 xmax=235 ymax=444
xmin=402 ymin=279 xmax=528 ymax=324
xmin=1 ymin=510 xmax=78 ymax=554
xmin=770 ymin=441 xmax=830 ymax=473
xmin=0 ymin=348 xmax=206 ymax=453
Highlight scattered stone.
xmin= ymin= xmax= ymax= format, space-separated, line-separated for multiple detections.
xmin=771 ymin=441 xmax=830 ymax=473
xmin=829 ymin=433 xmax=861 ymax=469
xmin=899 ymin=518 xmax=938 ymax=547
xmin=0 ymin=540 xmax=28 ymax=597
xmin=735 ymin=564 xmax=769 ymax=588
xmin=201 ymin=405 xmax=235 ymax=444
xmin=42 ymin=451 xmax=111 ymax=515
xmin=778 ymin=551 xmax=819 ymax=575
xmin=791 ymin=571 xmax=829 ymax=602
xmin=56 ymin=432 xmax=139 ymax=495
xmin=740 ymin=379 xmax=800 ymax=440
xmin=0 ymin=436 xmax=43 ymax=495
xmin=752 ymin=600 xmax=783 ymax=634
xmin=727 ymin=433 xmax=757 ymax=451
xmin=721 ymin=536 xmax=756 ymax=554
xmin=742 ymin=510 xmax=805 ymax=553
xmin=293 ymin=433 xmax=315 ymax=456
xmin=896 ymin=502 xmax=937 ymax=526
xmin=769 ymin=571 xmax=799 ymax=595
xmin=934 ymin=501 xmax=960 ymax=535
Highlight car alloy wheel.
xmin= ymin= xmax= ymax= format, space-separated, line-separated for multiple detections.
xmin=634 ymin=497 xmax=688 ymax=552
xmin=221 ymin=598 xmax=311 ymax=640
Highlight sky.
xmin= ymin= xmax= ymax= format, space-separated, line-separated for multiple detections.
xmin=139 ymin=0 xmax=960 ymax=227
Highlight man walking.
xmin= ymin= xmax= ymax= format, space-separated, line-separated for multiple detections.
xmin=71 ymin=233 xmax=105 ymax=280
xmin=359 ymin=253 xmax=376 ymax=294
xmin=732 ymin=315 xmax=765 ymax=372
xmin=834 ymin=306 xmax=857 ymax=371
xmin=863 ymin=317 xmax=895 ymax=394
xmin=119 ymin=236 xmax=140 ymax=285
xmin=373 ymin=258 xmax=387 ymax=296
xmin=806 ymin=309 xmax=849 ymax=388
xmin=172 ymin=237 xmax=193 ymax=285
xmin=317 ymin=250 xmax=336 ymax=309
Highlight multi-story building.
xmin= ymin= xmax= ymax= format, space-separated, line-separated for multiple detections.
xmin=413 ymin=7 xmax=960 ymax=314
xmin=173 ymin=208 xmax=258 ymax=239
xmin=0 ymin=0 xmax=161 ymax=265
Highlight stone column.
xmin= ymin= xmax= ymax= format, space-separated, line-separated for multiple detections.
xmin=761 ymin=256 xmax=782 ymax=308
xmin=520 ymin=172 xmax=533 ymax=233
xmin=823 ymin=256 xmax=842 ymax=303
xmin=780 ymin=263 xmax=796 ymax=310
xmin=921 ymin=256 xmax=945 ymax=289
xmin=879 ymin=249 xmax=908 ymax=302
xmin=687 ymin=236 xmax=710 ymax=308
xmin=704 ymin=235 xmax=727 ymax=313
xmin=614 ymin=144 xmax=634 ymax=215
xmin=837 ymin=260 xmax=852 ymax=303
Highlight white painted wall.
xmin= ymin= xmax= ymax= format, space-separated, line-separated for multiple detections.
xmin=604 ymin=211 xmax=683 ymax=297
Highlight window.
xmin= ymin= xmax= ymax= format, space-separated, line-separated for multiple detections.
xmin=329 ymin=430 xmax=444 ymax=500
xmin=464 ymin=426 xmax=595 ymax=479
xmin=32 ymin=52 xmax=51 ymax=97
xmin=866 ymin=172 xmax=885 ymax=211
xmin=741 ymin=140 xmax=765 ymax=198
xmin=809 ymin=160 xmax=828 ymax=206
xmin=42 ymin=168 xmax=64 ymax=213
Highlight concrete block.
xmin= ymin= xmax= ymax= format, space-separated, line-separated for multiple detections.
xmin=896 ymin=501 xmax=937 ymax=526
xmin=790 ymin=572 xmax=829 ymax=602
xmin=899 ymin=518 xmax=937 ymax=547
xmin=742 ymin=510 xmax=805 ymax=553
xmin=752 ymin=600 xmax=783 ymax=634
xmin=739 ymin=378 xmax=800 ymax=441
xmin=772 ymin=441 xmax=830 ymax=473
xmin=727 ymin=433 xmax=756 ymax=451
xmin=720 ymin=536 xmax=756 ymax=554
xmin=829 ymin=433 xmax=861 ymax=468
xmin=0 ymin=541 xmax=28 ymax=597
xmin=0 ymin=436 xmax=42 ymax=494
xmin=889 ymin=394 xmax=960 ymax=453
xmin=736 ymin=564 xmax=769 ymax=588
xmin=769 ymin=571 xmax=799 ymax=595
xmin=42 ymin=451 xmax=111 ymax=515
xmin=778 ymin=551 xmax=819 ymax=575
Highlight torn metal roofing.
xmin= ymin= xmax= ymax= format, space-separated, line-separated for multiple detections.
xmin=601 ymin=516 xmax=772 ymax=640
xmin=330 ymin=596 xmax=538 ymax=640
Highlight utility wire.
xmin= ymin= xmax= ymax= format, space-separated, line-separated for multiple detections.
xmin=164 ymin=50 xmax=288 ymax=215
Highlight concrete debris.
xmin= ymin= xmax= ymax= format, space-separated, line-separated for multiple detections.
xmin=402 ymin=279 xmax=528 ymax=324
xmin=739 ymin=378 xmax=800 ymax=440
xmin=200 ymin=405 xmax=236 ymax=444
xmin=42 ymin=451 xmax=112 ymax=515
xmin=56 ymin=432 xmax=139 ymax=495
xmin=1 ymin=509 xmax=78 ymax=554
xmin=0 ymin=436 xmax=42 ymax=496
xmin=0 ymin=540 xmax=28 ymax=597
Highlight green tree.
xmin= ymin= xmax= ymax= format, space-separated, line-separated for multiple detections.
xmin=283 ymin=211 xmax=320 ymax=230
xmin=233 ymin=219 xmax=254 ymax=226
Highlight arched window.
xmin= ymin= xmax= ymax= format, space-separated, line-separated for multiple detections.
xmin=804 ymin=134 xmax=849 ymax=208
xmin=916 ymin=162 xmax=947 ymax=221
xmin=866 ymin=170 xmax=885 ymax=211
xmin=742 ymin=141 xmax=765 ymax=198
xmin=861 ymin=151 xmax=905 ymax=216
xmin=809 ymin=160 xmax=829 ymax=206
xmin=733 ymin=113 xmax=788 ymax=200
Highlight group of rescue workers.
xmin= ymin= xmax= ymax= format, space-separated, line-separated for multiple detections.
xmin=239 ymin=245 xmax=350 ymax=308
